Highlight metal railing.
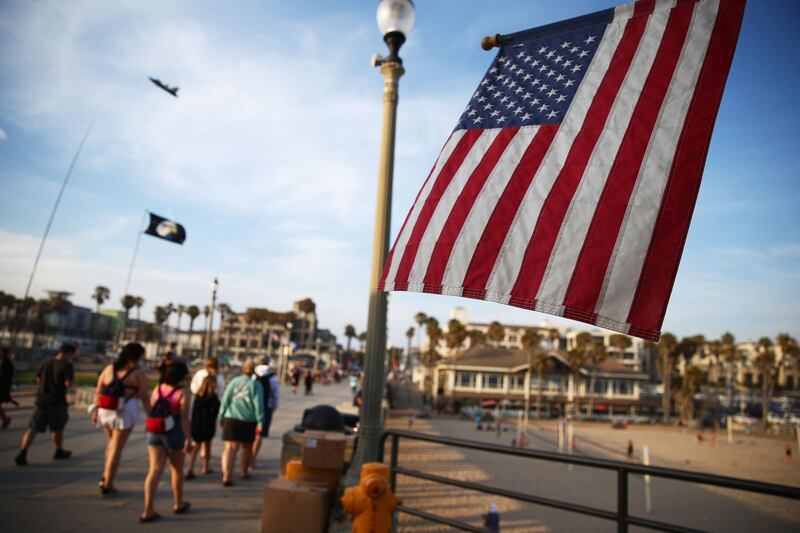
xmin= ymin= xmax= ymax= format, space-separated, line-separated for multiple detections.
xmin=379 ymin=429 xmax=800 ymax=533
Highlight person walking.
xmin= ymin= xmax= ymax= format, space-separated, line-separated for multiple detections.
xmin=0 ymin=347 xmax=16 ymax=429
xmin=140 ymin=362 xmax=192 ymax=523
xmin=189 ymin=357 xmax=225 ymax=398
xmin=249 ymin=356 xmax=279 ymax=474
xmin=186 ymin=359 xmax=224 ymax=479
xmin=290 ymin=366 xmax=300 ymax=395
xmin=93 ymin=342 xmax=150 ymax=496
xmin=304 ymin=370 xmax=314 ymax=396
xmin=15 ymin=343 xmax=76 ymax=466
xmin=218 ymin=359 xmax=264 ymax=486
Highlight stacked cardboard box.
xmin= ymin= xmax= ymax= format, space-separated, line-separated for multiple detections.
xmin=260 ymin=479 xmax=330 ymax=533
xmin=262 ymin=431 xmax=347 ymax=532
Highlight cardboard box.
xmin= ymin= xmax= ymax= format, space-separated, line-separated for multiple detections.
xmin=285 ymin=457 xmax=341 ymax=490
xmin=281 ymin=430 xmax=357 ymax=475
xmin=261 ymin=479 xmax=331 ymax=533
xmin=302 ymin=430 xmax=346 ymax=471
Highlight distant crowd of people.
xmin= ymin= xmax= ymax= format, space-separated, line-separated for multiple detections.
xmin=7 ymin=342 xmax=280 ymax=523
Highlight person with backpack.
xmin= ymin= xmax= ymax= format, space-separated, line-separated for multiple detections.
xmin=140 ymin=362 xmax=192 ymax=523
xmin=92 ymin=342 xmax=150 ymax=496
xmin=185 ymin=361 xmax=222 ymax=479
xmin=249 ymin=356 xmax=279 ymax=474
xmin=15 ymin=343 xmax=76 ymax=466
xmin=218 ymin=358 xmax=264 ymax=486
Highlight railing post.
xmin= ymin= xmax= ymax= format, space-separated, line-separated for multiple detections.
xmin=617 ymin=468 xmax=628 ymax=533
xmin=390 ymin=433 xmax=399 ymax=492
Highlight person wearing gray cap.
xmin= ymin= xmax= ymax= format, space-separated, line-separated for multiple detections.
xmin=249 ymin=356 xmax=279 ymax=474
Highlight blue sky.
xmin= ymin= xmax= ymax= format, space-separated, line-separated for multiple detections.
xmin=0 ymin=0 xmax=797 ymax=347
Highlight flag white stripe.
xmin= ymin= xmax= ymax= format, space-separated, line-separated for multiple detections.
xmin=597 ymin=0 xmax=720 ymax=321
xmin=535 ymin=1 xmax=674 ymax=307
xmin=406 ymin=129 xmax=501 ymax=289
xmin=483 ymin=6 xmax=635 ymax=303
xmin=440 ymin=126 xmax=543 ymax=294
xmin=382 ymin=130 xmax=466 ymax=291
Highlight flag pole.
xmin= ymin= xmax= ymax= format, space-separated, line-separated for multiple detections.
xmin=118 ymin=209 xmax=148 ymax=345
xmin=11 ymin=120 xmax=94 ymax=349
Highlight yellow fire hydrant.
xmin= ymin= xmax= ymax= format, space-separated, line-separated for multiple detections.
xmin=341 ymin=462 xmax=399 ymax=533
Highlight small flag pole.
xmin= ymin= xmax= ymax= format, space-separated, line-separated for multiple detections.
xmin=118 ymin=209 xmax=148 ymax=344
xmin=11 ymin=120 xmax=94 ymax=350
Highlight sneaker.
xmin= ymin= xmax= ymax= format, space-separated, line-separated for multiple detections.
xmin=101 ymin=485 xmax=118 ymax=497
xmin=14 ymin=451 xmax=28 ymax=466
xmin=53 ymin=449 xmax=72 ymax=460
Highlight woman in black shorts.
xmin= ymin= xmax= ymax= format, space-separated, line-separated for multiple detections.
xmin=217 ymin=359 xmax=265 ymax=486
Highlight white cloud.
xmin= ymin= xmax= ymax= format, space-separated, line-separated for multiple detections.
xmin=0 ymin=127 xmax=6 ymax=141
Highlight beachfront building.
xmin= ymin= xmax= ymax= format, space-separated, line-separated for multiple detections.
xmin=431 ymin=346 xmax=652 ymax=416
xmin=420 ymin=307 xmax=653 ymax=375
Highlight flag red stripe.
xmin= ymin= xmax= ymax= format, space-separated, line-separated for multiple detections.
xmin=509 ymin=0 xmax=654 ymax=304
xmin=562 ymin=1 xmax=695 ymax=314
xmin=461 ymin=125 xmax=559 ymax=296
xmin=390 ymin=129 xmax=483 ymax=291
xmin=380 ymin=133 xmax=455 ymax=290
xmin=422 ymin=127 xmax=520 ymax=293
xmin=626 ymin=0 xmax=746 ymax=334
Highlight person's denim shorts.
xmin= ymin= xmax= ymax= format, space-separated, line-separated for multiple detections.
xmin=148 ymin=422 xmax=184 ymax=451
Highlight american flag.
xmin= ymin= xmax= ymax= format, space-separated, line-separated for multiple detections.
xmin=379 ymin=0 xmax=745 ymax=342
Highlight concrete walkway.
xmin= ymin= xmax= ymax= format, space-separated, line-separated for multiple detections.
xmin=0 ymin=381 xmax=354 ymax=532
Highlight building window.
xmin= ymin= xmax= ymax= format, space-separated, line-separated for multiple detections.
xmin=456 ymin=372 xmax=476 ymax=388
xmin=592 ymin=379 xmax=607 ymax=394
xmin=482 ymin=373 xmax=504 ymax=390
xmin=251 ymin=340 xmax=258 ymax=348
xmin=510 ymin=374 xmax=525 ymax=391
xmin=239 ymin=339 xmax=246 ymax=348
xmin=508 ymin=335 xmax=517 ymax=343
xmin=613 ymin=380 xmax=633 ymax=396
xmin=545 ymin=377 xmax=564 ymax=392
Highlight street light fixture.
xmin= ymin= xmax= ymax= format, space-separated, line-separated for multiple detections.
xmin=351 ymin=0 xmax=415 ymax=472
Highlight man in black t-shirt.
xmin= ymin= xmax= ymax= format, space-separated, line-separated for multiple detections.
xmin=15 ymin=343 xmax=77 ymax=466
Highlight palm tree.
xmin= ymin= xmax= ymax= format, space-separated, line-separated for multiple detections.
xmin=414 ymin=312 xmax=428 ymax=354
xmin=776 ymin=333 xmax=800 ymax=391
xmin=548 ymin=328 xmax=561 ymax=351
xmin=720 ymin=332 xmax=737 ymax=405
xmin=658 ymin=333 xmax=679 ymax=424
xmin=531 ymin=352 xmax=553 ymax=418
xmin=344 ymin=324 xmax=356 ymax=354
xmin=755 ymin=337 xmax=776 ymax=431
xmin=566 ymin=346 xmax=587 ymax=416
xmin=186 ymin=305 xmax=200 ymax=349
xmin=467 ymin=329 xmax=487 ymax=347
xmin=91 ymin=286 xmax=110 ymax=340
xmin=608 ymin=334 xmax=632 ymax=360
xmin=424 ymin=318 xmax=444 ymax=401
xmin=405 ymin=326 xmax=415 ymax=374
xmin=520 ymin=328 xmax=542 ymax=426
xmin=176 ymin=304 xmax=186 ymax=332
xmin=358 ymin=331 xmax=367 ymax=353
xmin=487 ymin=321 xmax=505 ymax=346
xmin=679 ymin=365 xmax=706 ymax=422
xmin=586 ymin=340 xmax=608 ymax=416
xmin=296 ymin=298 xmax=316 ymax=349
xmin=134 ymin=296 xmax=145 ymax=321
xmin=153 ymin=305 xmax=170 ymax=355
xmin=120 ymin=294 xmax=136 ymax=341
xmin=446 ymin=319 xmax=467 ymax=354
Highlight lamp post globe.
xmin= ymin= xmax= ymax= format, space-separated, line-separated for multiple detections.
xmin=376 ymin=0 xmax=415 ymax=62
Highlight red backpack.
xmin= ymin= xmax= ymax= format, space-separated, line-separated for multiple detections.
xmin=145 ymin=386 xmax=179 ymax=433
xmin=97 ymin=368 xmax=136 ymax=410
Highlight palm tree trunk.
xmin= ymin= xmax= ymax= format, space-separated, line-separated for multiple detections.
xmin=727 ymin=361 xmax=734 ymax=407
xmin=663 ymin=360 xmax=673 ymax=424
xmin=589 ymin=368 xmax=597 ymax=416
xmin=537 ymin=370 xmax=544 ymax=417
xmin=524 ymin=353 xmax=531 ymax=429
xmin=762 ymin=370 xmax=770 ymax=432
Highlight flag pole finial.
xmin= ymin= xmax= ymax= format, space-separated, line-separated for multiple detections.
xmin=481 ymin=34 xmax=502 ymax=51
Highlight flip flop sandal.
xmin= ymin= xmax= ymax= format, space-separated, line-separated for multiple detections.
xmin=173 ymin=501 xmax=191 ymax=515
xmin=139 ymin=512 xmax=161 ymax=523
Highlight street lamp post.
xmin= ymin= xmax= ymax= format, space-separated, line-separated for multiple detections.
xmin=203 ymin=278 xmax=219 ymax=359
xmin=351 ymin=0 xmax=415 ymax=470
